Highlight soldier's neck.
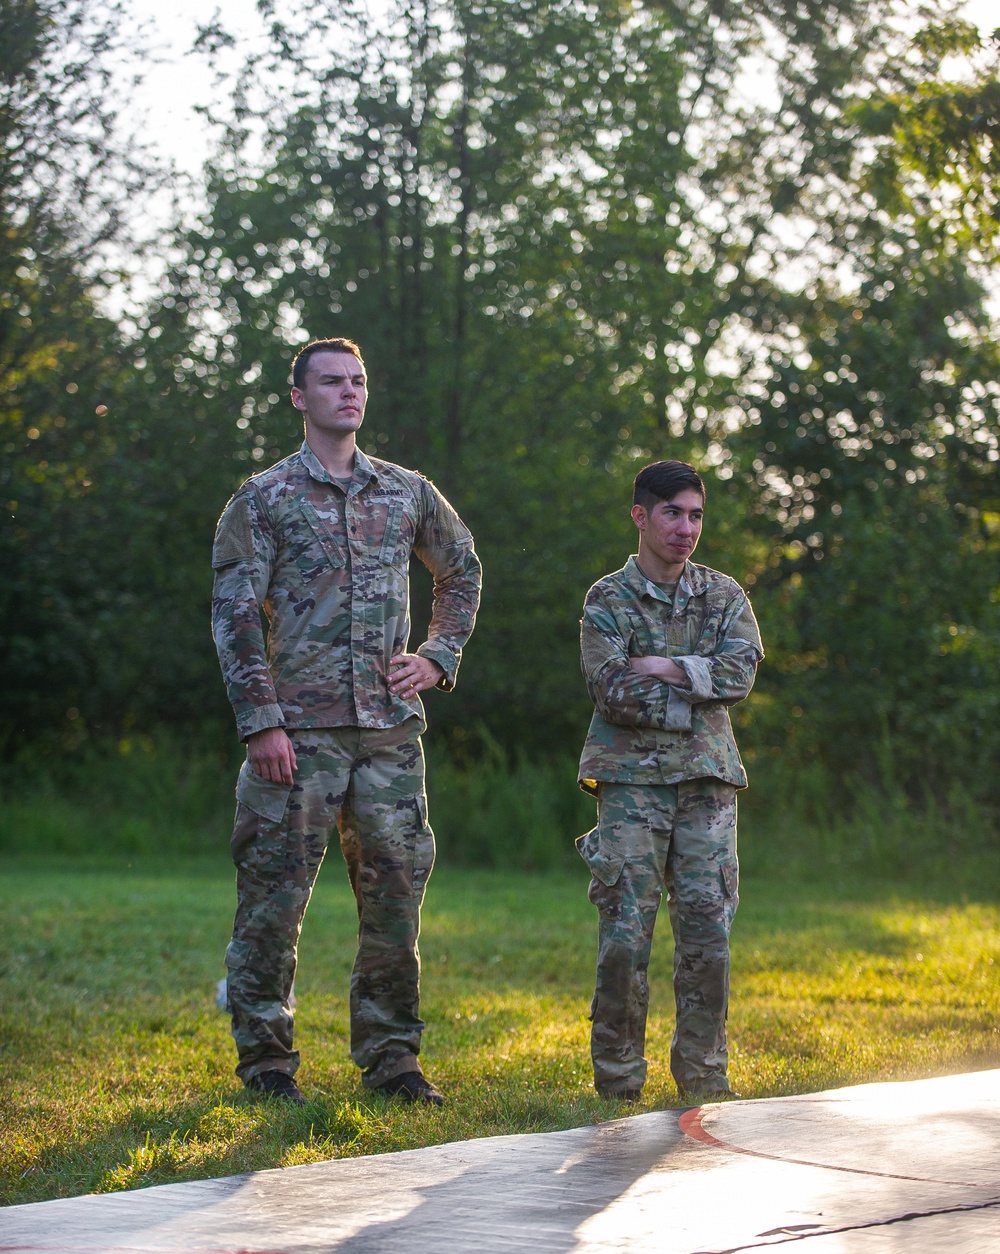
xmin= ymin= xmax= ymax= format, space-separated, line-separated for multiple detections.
xmin=306 ymin=429 xmax=357 ymax=479
xmin=635 ymin=547 xmax=685 ymax=585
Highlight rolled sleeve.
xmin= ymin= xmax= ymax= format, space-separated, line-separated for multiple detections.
xmin=673 ymin=655 xmax=714 ymax=701
xmin=674 ymin=594 xmax=763 ymax=705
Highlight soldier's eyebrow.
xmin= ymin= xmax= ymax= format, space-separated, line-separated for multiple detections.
xmin=315 ymin=371 xmax=366 ymax=384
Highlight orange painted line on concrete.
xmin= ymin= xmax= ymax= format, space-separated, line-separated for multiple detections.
xmin=677 ymin=1105 xmax=981 ymax=1188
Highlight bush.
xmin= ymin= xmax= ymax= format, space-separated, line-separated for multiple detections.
xmin=1 ymin=731 xmax=996 ymax=891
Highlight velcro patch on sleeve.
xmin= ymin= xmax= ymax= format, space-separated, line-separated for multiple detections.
xmin=431 ymin=491 xmax=472 ymax=548
xmin=730 ymin=599 xmax=763 ymax=654
xmin=212 ymin=494 xmax=254 ymax=569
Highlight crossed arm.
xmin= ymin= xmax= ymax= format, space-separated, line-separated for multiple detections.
xmin=581 ymin=588 xmax=762 ymax=729
xmin=630 ymin=655 xmax=690 ymax=685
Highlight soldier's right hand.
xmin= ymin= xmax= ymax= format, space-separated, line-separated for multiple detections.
xmin=247 ymin=727 xmax=297 ymax=785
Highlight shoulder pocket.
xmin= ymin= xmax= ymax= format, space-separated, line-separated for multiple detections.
xmin=212 ymin=495 xmax=254 ymax=569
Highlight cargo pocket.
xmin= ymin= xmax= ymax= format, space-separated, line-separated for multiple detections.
xmin=225 ymin=938 xmax=252 ymax=973
xmin=720 ymin=857 xmax=739 ymax=929
xmin=231 ymin=760 xmax=293 ymax=872
xmin=412 ymin=792 xmax=436 ymax=893
xmin=236 ymin=759 xmax=292 ymax=823
xmin=720 ymin=857 xmax=738 ymax=900
xmin=575 ymin=823 xmax=626 ymax=888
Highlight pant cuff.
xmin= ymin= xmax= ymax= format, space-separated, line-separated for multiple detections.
xmin=361 ymin=1052 xmax=422 ymax=1089
xmin=238 ymin=1060 xmax=299 ymax=1084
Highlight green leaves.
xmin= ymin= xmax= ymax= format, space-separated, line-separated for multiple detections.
xmin=2 ymin=0 xmax=998 ymax=809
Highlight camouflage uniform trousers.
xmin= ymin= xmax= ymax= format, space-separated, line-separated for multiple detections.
xmin=576 ymin=777 xmax=739 ymax=1097
xmin=225 ymin=718 xmax=435 ymax=1088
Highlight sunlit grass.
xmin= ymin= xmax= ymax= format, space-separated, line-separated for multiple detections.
xmin=2 ymin=857 xmax=999 ymax=1206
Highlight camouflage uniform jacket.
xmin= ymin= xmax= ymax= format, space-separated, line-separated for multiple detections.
xmin=579 ymin=556 xmax=762 ymax=793
xmin=211 ymin=442 xmax=481 ymax=739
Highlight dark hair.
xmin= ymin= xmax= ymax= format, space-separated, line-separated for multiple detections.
xmin=292 ymin=337 xmax=365 ymax=389
xmin=633 ymin=460 xmax=705 ymax=510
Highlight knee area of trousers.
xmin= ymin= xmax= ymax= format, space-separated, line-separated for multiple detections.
xmin=674 ymin=894 xmax=732 ymax=946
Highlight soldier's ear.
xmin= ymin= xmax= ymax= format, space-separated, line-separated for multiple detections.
xmin=630 ymin=504 xmax=647 ymax=532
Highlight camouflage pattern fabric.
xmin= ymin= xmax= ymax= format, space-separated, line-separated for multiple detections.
xmin=211 ymin=442 xmax=481 ymax=740
xmin=226 ymin=720 xmax=435 ymax=1087
xmin=577 ymin=778 xmax=738 ymax=1096
xmin=578 ymin=556 xmax=762 ymax=792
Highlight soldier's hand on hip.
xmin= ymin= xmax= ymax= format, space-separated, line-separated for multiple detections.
xmin=247 ymin=727 xmax=297 ymax=785
xmin=388 ymin=653 xmax=444 ymax=699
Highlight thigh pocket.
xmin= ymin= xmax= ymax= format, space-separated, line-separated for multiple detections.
xmin=231 ymin=761 xmax=293 ymax=871
xmin=236 ymin=760 xmax=292 ymax=822
xmin=412 ymin=793 xmax=436 ymax=890
xmin=720 ymin=857 xmax=738 ymax=900
xmin=575 ymin=824 xmax=626 ymax=888
xmin=720 ymin=856 xmax=739 ymax=928
xmin=225 ymin=938 xmax=252 ymax=972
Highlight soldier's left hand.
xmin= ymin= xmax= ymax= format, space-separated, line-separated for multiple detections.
xmin=388 ymin=653 xmax=445 ymax=698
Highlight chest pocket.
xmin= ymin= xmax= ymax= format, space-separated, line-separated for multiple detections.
xmin=692 ymin=590 xmax=726 ymax=654
xmin=377 ymin=499 xmax=405 ymax=564
xmin=621 ymin=606 xmax=658 ymax=657
xmin=297 ymin=500 xmax=347 ymax=571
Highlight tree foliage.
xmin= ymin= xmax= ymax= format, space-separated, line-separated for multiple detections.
xmin=0 ymin=0 xmax=229 ymax=744
xmin=2 ymin=0 xmax=998 ymax=809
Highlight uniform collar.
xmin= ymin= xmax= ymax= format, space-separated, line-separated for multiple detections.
xmin=624 ymin=555 xmax=707 ymax=608
xmin=300 ymin=441 xmax=380 ymax=491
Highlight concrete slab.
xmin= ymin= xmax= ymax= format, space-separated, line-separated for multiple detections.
xmin=3 ymin=1069 xmax=999 ymax=1253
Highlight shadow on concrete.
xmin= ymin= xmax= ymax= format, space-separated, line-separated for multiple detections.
xmin=318 ymin=1113 xmax=703 ymax=1254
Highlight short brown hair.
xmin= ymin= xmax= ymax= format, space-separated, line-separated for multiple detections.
xmin=292 ymin=337 xmax=365 ymax=389
xmin=633 ymin=460 xmax=705 ymax=511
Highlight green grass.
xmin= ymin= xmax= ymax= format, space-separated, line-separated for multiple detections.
xmin=2 ymin=855 xmax=1000 ymax=1207
xmin=3 ymin=733 xmax=998 ymax=890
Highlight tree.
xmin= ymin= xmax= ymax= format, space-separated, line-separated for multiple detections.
xmin=0 ymin=0 xmax=210 ymax=749
xmin=164 ymin=0 xmax=920 ymax=753
xmin=725 ymin=10 xmax=1000 ymax=800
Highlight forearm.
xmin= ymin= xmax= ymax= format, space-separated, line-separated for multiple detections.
xmin=670 ymin=644 xmax=760 ymax=705
xmin=631 ymin=654 xmax=690 ymax=686
xmin=419 ymin=544 xmax=482 ymax=689
xmin=587 ymin=661 xmax=677 ymax=728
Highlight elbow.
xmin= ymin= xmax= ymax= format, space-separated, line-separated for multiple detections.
xmin=588 ymin=681 xmax=623 ymax=725
xmin=591 ymin=688 xmax=643 ymax=728
xmin=720 ymin=671 xmax=757 ymax=704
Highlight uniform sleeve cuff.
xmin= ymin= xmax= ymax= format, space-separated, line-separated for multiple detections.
xmin=416 ymin=642 xmax=458 ymax=691
xmin=673 ymin=656 xmax=714 ymax=701
xmin=237 ymin=703 xmax=286 ymax=740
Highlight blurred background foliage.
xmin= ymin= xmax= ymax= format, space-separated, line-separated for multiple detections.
xmin=1 ymin=0 xmax=998 ymax=862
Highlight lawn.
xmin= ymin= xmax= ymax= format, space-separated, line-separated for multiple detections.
xmin=2 ymin=855 xmax=999 ymax=1206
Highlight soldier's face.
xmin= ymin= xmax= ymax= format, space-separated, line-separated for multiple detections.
xmin=291 ymin=351 xmax=367 ymax=438
xmin=631 ymin=488 xmax=704 ymax=576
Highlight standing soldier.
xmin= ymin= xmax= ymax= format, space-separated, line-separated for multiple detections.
xmin=211 ymin=337 xmax=481 ymax=1106
xmin=577 ymin=460 xmax=762 ymax=1103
